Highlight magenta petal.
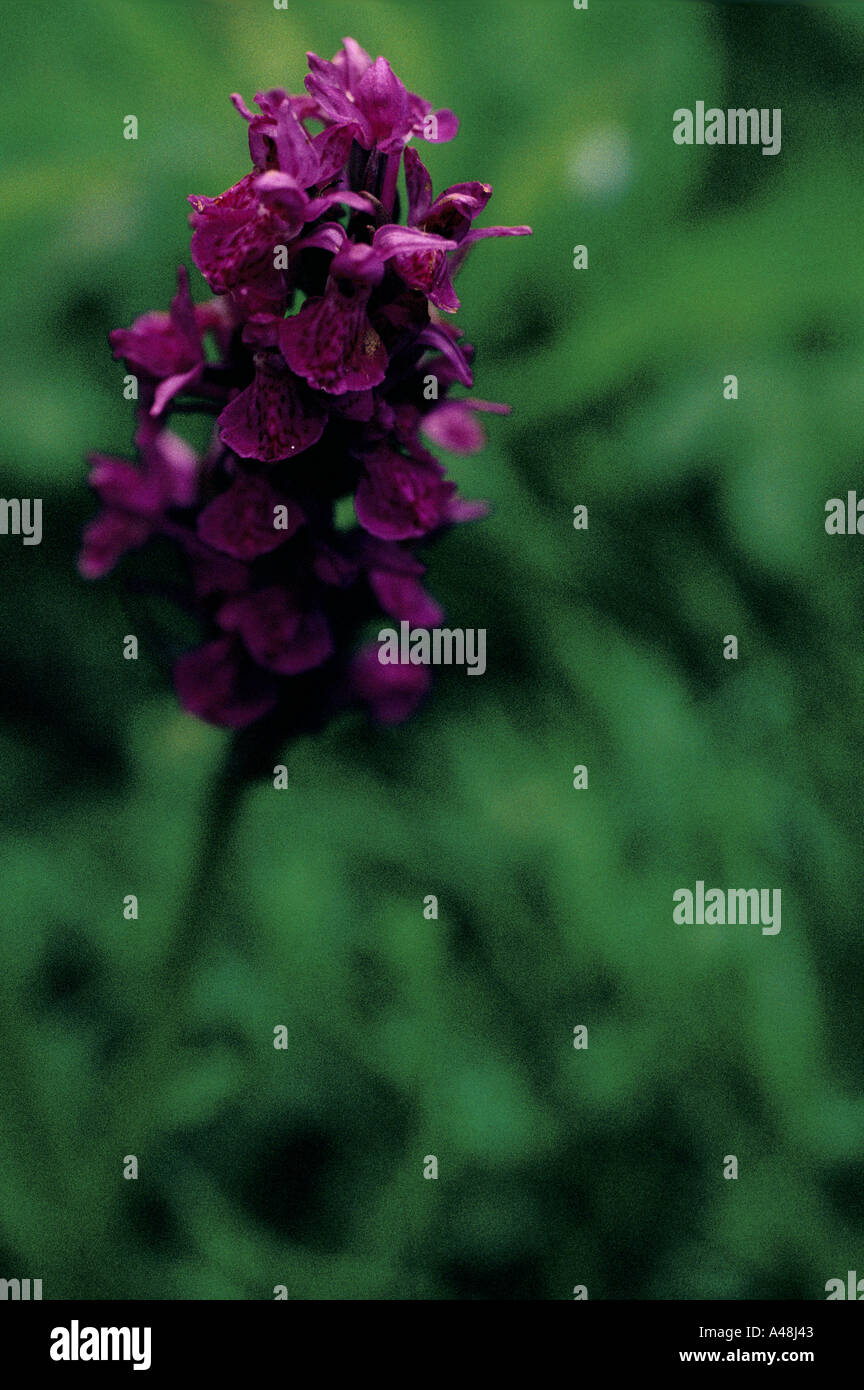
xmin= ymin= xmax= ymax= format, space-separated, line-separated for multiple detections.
xmin=78 ymin=509 xmax=151 ymax=579
xmin=466 ymin=399 xmax=512 ymax=414
xmin=462 ymin=224 xmax=533 ymax=245
xmin=305 ymin=55 xmax=371 ymax=142
xmin=425 ymin=108 xmax=459 ymax=142
xmin=279 ymin=287 xmax=387 ymax=395
xmin=253 ymin=88 xmax=290 ymax=118
xmin=391 ymin=246 xmax=447 ymax=302
xmin=427 ymin=270 xmax=460 ymax=314
xmin=350 ymin=644 xmax=431 ymax=724
xmin=218 ymin=356 xmax=326 ymax=462
xmin=375 ymin=223 xmax=460 ymax=304
xmin=304 ymin=189 xmax=377 ymax=221
xmin=143 ymin=428 xmax=200 ymax=508
xmin=168 ymin=265 xmax=198 ymax=344
xmin=421 ymin=401 xmax=485 ymax=454
xmin=274 ymin=104 xmax=319 ymax=184
xmin=426 ymin=183 xmax=493 ymax=233
xmin=355 ymin=57 xmax=412 ymax=151
xmin=311 ymin=124 xmax=356 ymax=183
xmin=417 ymin=325 xmax=474 ymax=387
xmin=219 ymin=587 xmax=333 ymax=675
xmin=372 ymin=225 xmax=456 ymax=261
xmin=198 ymin=472 xmax=302 ymax=560
xmin=189 ymin=174 xmax=293 ymax=298
xmin=151 ymin=365 xmax=202 ymax=417
xmin=253 ymin=170 xmax=308 ymax=221
xmin=330 ymin=240 xmax=385 ymax=286
xmin=110 ymin=314 xmax=191 ymax=379
xmin=229 ymin=92 xmax=257 ymax=122
xmin=355 ymin=450 xmax=454 ymax=540
xmin=305 ymin=52 xmax=358 ymax=112
xmin=291 ymin=221 xmax=347 ymax=257
xmin=335 ymin=37 xmax=373 ymax=91
xmin=403 ymin=146 xmax=434 ymax=224
xmin=448 ymin=223 xmax=533 ymax=279
xmin=445 ymin=496 xmax=490 ymax=524
xmin=194 ymin=296 xmax=236 ymax=355
xmin=369 ymin=570 xmax=444 ymax=626
xmin=174 ymin=637 xmax=278 ymax=728
xmin=110 ymin=268 xmax=199 ymax=382
xmin=87 ymin=455 xmax=163 ymax=515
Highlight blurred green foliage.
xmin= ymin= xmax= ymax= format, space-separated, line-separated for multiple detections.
xmin=1 ymin=0 xmax=863 ymax=1299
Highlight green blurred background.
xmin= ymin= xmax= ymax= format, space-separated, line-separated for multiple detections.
xmin=1 ymin=0 xmax=863 ymax=1299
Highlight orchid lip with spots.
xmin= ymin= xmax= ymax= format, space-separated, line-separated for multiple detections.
xmin=81 ymin=37 xmax=531 ymax=735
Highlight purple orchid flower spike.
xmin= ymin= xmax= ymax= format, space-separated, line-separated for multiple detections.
xmin=81 ymin=40 xmax=531 ymax=736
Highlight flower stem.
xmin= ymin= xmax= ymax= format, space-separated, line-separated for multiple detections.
xmin=162 ymin=731 xmax=250 ymax=995
xmin=102 ymin=730 xmax=254 ymax=1134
